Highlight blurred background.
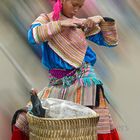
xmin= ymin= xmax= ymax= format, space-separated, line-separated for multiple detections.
xmin=0 ymin=0 xmax=140 ymax=139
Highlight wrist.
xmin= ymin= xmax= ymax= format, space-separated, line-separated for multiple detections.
xmin=100 ymin=17 xmax=105 ymax=23
xmin=88 ymin=16 xmax=104 ymax=24
xmin=59 ymin=20 xmax=63 ymax=26
xmin=52 ymin=20 xmax=62 ymax=33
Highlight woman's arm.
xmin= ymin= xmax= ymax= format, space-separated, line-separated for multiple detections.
xmin=84 ymin=16 xmax=118 ymax=47
xmin=87 ymin=31 xmax=117 ymax=47
xmin=28 ymin=13 xmax=62 ymax=46
xmin=28 ymin=13 xmax=79 ymax=46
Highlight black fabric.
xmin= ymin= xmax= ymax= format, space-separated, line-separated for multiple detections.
xmin=95 ymin=85 xmax=110 ymax=107
xmin=95 ymin=85 xmax=100 ymax=106
xmin=30 ymin=93 xmax=45 ymax=118
xmin=103 ymin=17 xmax=115 ymax=22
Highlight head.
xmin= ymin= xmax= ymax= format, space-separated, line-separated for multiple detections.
xmin=52 ymin=0 xmax=85 ymax=20
xmin=62 ymin=0 xmax=85 ymax=17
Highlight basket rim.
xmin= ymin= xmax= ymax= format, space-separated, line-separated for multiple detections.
xmin=27 ymin=112 xmax=99 ymax=121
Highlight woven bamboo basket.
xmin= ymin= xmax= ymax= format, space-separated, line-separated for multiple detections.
xmin=27 ymin=112 xmax=99 ymax=140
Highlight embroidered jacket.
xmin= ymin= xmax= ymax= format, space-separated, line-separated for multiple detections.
xmin=28 ymin=13 xmax=118 ymax=70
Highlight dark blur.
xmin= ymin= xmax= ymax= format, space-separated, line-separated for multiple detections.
xmin=0 ymin=0 xmax=140 ymax=140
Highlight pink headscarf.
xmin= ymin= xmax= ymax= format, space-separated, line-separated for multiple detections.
xmin=52 ymin=0 xmax=62 ymax=21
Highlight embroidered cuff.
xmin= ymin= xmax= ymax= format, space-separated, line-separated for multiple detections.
xmin=85 ymin=25 xmax=101 ymax=37
xmin=32 ymin=21 xmax=62 ymax=43
xmin=15 ymin=112 xmax=29 ymax=135
xmin=100 ymin=17 xmax=118 ymax=46
xmin=47 ymin=20 xmax=61 ymax=36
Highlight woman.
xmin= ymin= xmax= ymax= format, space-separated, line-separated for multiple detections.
xmin=11 ymin=0 xmax=119 ymax=140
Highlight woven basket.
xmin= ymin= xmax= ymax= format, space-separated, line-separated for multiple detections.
xmin=27 ymin=112 xmax=99 ymax=140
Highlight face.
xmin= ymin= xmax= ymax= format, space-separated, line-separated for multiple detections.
xmin=61 ymin=0 xmax=85 ymax=18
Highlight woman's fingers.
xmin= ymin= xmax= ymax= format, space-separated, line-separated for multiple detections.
xmin=70 ymin=23 xmax=78 ymax=27
xmin=88 ymin=19 xmax=95 ymax=28
xmin=60 ymin=19 xmax=78 ymax=27
xmin=61 ymin=18 xmax=96 ymax=29
xmin=83 ymin=19 xmax=95 ymax=31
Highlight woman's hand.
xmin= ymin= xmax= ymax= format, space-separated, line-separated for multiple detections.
xmin=88 ymin=16 xmax=104 ymax=24
xmin=60 ymin=18 xmax=86 ymax=32
xmin=80 ymin=18 xmax=97 ymax=33
xmin=81 ymin=16 xmax=104 ymax=33
xmin=60 ymin=19 xmax=78 ymax=28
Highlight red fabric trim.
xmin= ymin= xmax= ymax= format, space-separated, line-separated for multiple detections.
xmin=11 ymin=126 xmax=119 ymax=140
xmin=11 ymin=126 xmax=29 ymax=140
xmin=98 ymin=129 xmax=120 ymax=140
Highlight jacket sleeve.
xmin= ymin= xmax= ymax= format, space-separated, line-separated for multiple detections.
xmin=28 ymin=13 xmax=62 ymax=46
xmin=86 ymin=16 xmax=118 ymax=48
xmin=86 ymin=31 xmax=118 ymax=48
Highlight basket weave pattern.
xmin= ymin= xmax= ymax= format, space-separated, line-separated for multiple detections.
xmin=27 ymin=113 xmax=99 ymax=140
